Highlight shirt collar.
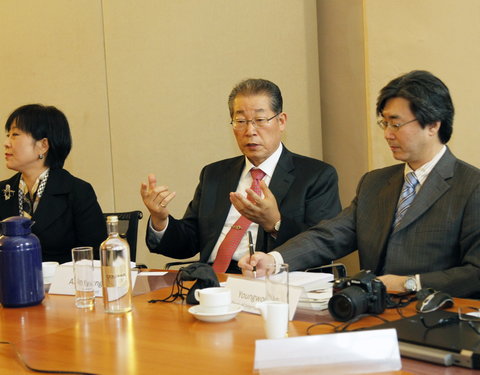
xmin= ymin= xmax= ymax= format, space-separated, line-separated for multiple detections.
xmin=20 ymin=168 xmax=50 ymax=196
xmin=404 ymin=145 xmax=447 ymax=186
xmin=243 ymin=143 xmax=283 ymax=178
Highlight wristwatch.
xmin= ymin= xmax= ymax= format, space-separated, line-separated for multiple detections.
xmin=274 ymin=220 xmax=281 ymax=232
xmin=404 ymin=276 xmax=418 ymax=292
xmin=270 ymin=220 xmax=281 ymax=238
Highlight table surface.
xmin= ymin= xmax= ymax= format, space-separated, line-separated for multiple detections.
xmin=1 ymin=271 xmax=479 ymax=375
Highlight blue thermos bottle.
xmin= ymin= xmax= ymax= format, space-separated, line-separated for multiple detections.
xmin=0 ymin=216 xmax=44 ymax=307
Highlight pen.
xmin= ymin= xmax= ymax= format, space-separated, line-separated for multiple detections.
xmin=248 ymin=230 xmax=256 ymax=278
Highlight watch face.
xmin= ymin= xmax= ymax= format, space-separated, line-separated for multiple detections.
xmin=274 ymin=220 xmax=281 ymax=231
xmin=405 ymin=278 xmax=416 ymax=291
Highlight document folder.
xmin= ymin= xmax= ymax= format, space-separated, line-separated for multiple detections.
xmin=367 ymin=310 xmax=480 ymax=369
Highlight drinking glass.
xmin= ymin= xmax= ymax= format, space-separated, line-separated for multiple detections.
xmin=265 ymin=263 xmax=289 ymax=304
xmin=71 ymin=247 xmax=95 ymax=309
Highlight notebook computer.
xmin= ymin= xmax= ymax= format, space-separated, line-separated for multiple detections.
xmin=367 ymin=310 xmax=480 ymax=369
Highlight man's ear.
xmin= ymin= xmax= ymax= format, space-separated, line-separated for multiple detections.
xmin=278 ymin=112 xmax=287 ymax=132
xmin=428 ymin=121 xmax=441 ymax=136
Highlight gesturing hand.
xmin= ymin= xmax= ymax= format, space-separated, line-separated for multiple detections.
xmin=229 ymin=181 xmax=281 ymax=232
xmin=140 ymin=173 xmax=176 ymax=231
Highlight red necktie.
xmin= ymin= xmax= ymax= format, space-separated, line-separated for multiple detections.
xmin=212 ymin=168 xmax=266 ymax=273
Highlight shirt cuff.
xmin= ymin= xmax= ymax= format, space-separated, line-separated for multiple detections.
xmin=269 ymin=251 xmax=284 ymax=274
xmin=415 ymin=274 xmax=422 ymax=290
xmin=147 ymin=217 xmax=169 ymax=247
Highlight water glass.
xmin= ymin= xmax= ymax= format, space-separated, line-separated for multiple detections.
xmin=71 ymin=247 xmax=95 ymax=309
xmin=265 ymin=263 xmax=289 ymax=304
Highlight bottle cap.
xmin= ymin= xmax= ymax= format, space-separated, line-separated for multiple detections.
xmin=106 ymin=215 xmax=118 ymax=223
xmin=1 ymin=216 xmax=33 ymax=236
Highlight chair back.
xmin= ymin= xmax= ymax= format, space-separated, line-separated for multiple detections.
xmin=103 ymin=211 xmax=143 ymax=262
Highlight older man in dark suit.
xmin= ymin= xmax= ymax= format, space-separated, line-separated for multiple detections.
xmin=240 ymin=71 xmax=480 ymax=297
xmin=140 ymin=78 xmax=341 ymax=273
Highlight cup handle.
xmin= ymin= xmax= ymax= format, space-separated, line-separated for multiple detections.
xmin=194 ymin=289 xmax=201 ymax=302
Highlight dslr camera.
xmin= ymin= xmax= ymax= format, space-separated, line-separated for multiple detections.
xmin=328 ymin=270 xmax=387 ymax=322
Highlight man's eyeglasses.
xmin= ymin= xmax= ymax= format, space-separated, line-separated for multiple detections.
xmin=230 ymin=113 xmax=280 ymax=130
xmin=377 ymin=118 xmax=417 ymax=131
xmin=458 ymin=307 xmax=480 ymax=334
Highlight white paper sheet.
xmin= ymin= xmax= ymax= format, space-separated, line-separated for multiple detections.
xmin=254 ymin=328 xmax=401 ymax=374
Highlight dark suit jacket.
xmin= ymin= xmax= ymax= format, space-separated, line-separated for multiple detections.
xmin=146 ymin=146 xmax=341 ymax=264
xmin=278 ymin=148 xmax=480 ymax=297
xmin=0 ymin=168 xmax=107 ymax=263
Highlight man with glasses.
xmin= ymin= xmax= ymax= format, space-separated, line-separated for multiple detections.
xmin=140 ymin=78 xmax=341 ymax=273
xmin=240 ymin=71 xmax=480 ymax=297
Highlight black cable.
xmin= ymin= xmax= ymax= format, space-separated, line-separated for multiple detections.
xmin=306 ymin=312 xmax=395 ymax=335
xmin=0 ymin=341 xmax=99 ymax=375
xmin=148 ymin=270 xmax=189 ymax=303
xmin=306 ymin=322 xmax=338 ymax=335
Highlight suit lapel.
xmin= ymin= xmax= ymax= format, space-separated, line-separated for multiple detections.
xmin=209 ymin=157 xmax=245 ymax=245
xmin=32 ymin=169 xmax=70 ymax=233
xmin=216 ymin=157 xmax=245 ymax=212
xmin=268 ymin=147 xmax=295 ymax=206
xmin=370 ymin=167 xmax=404 ymax=271
xmin=393 ymin=148 xmax=455 ymax=233
xmin=255 ymin=148 xmax=294 ymax=250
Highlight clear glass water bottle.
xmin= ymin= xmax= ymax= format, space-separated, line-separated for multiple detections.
xmin=100 ymin=215 xmax=132 ymax=313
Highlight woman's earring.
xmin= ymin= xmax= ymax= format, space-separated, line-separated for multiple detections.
xmin=39 ymin=154 xmax=44 ymax=160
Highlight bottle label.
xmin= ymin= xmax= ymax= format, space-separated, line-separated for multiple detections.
xmin=102 ymin=265 xmax=128 ymax=287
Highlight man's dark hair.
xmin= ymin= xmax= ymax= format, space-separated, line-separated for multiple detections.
xmin=5 ymin=104 xmax=72 ymax=169
xmin=228 ymin=78 xmax=283 ymax=117
xmin=376 ymin=70 xmax=454 ymax=143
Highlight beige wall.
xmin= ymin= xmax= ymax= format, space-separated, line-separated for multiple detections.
xmin=0 ymin=0 xmax=323 ymax=268
xmin=365 ymin=0 xmax=480 ymax=171
xmin=317 ymin=0 xmax=369 ymax=275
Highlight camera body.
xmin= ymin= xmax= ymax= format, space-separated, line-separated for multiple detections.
xmin=328 ymin=270 xmax=387 ymax=322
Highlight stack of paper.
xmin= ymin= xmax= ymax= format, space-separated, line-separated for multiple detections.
xmin=297 ymin=288 xmax=333 ymax=311
xmin=286 ymin=271 xmax=333 ymax=291
xmin=282 ymin=271 xmax=334 ymax=311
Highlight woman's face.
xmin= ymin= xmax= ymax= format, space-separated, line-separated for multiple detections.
xmin=4 ymin=122 xmax=48 ymax=173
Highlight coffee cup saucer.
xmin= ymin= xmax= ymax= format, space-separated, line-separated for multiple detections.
xmin=188 ymin=303 xmax=242 ymax=323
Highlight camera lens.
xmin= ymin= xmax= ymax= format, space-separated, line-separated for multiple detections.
xmin=328 ymin=286 xmax=369 ymax=321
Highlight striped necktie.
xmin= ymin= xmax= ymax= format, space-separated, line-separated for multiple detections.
xmin=212 ymin=168 xmax=266 ymax=273
xmin=393 ymin=172 xmax=419 ymax=227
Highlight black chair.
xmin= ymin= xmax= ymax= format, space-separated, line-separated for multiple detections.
xmin=103 ymin=210 xmax=144 ymax=264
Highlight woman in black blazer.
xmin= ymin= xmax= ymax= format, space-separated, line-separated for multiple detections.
xmin=0 ymin=104 xmax=107 ymax=263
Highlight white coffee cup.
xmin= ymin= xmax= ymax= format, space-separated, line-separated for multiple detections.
xmin=194 ymin=287 xmax=231 ymax=314
xmin=257 ymin=301 xmax=289 ymax=339
xmin=42 ymin=261 xmax=59 ymax=287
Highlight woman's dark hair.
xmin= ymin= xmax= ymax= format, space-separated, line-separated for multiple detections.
xmin=376 ymin=70 xmax=454 ymax=144
xmin=5 ymin=104 xmax=72 ymax=169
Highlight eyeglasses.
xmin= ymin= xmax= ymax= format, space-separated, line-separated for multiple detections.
xmin=458 ymin=306 xmax=480 ymax=334
xmin=377 ymin=118 xmax=417 ymax=131
xmin=230 ymin=113 xmax=281 ymax=130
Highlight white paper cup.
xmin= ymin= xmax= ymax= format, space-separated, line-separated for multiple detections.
xmin=194 ymin=287 xmax=231 ymax=314
xmin=257 ymin=301 xmax=289 ymax=339
xmin=42 ymin=262 xmax=59 ymax=291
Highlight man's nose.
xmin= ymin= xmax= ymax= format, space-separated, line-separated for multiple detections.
xmin=384 ymin=128 xmax=395 ymax=140
xmin=244 ymin=121 xmax=257 ymax=135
